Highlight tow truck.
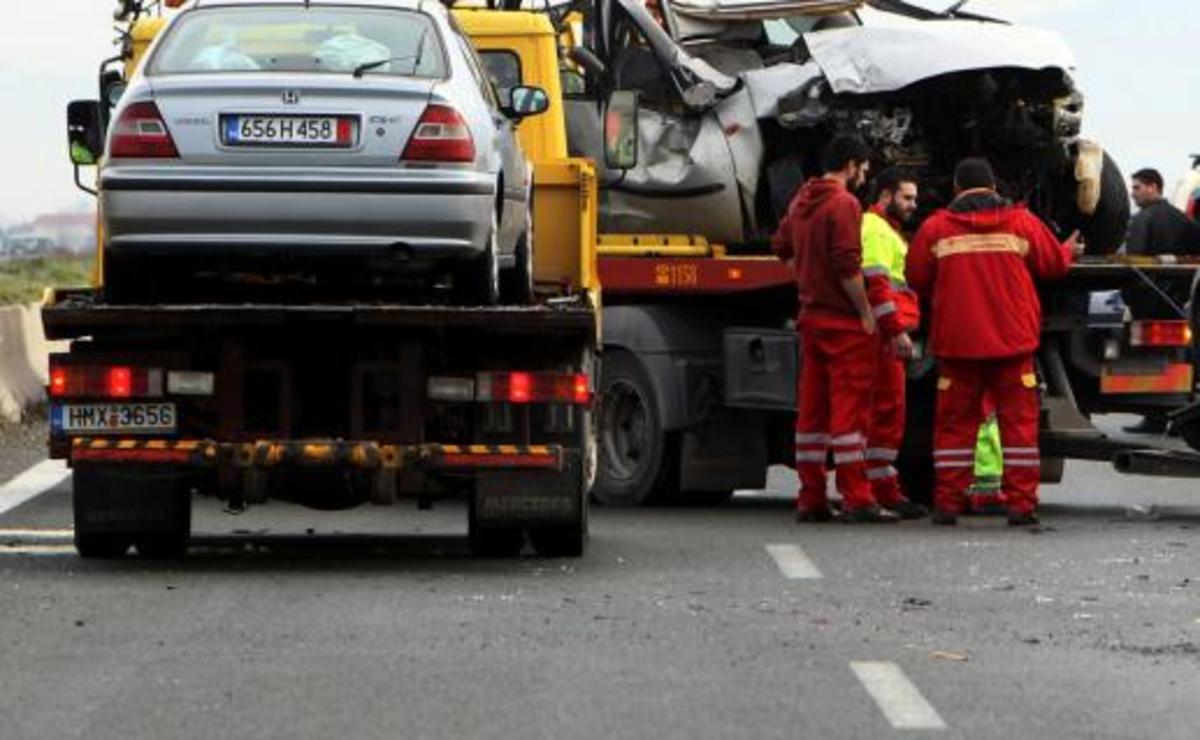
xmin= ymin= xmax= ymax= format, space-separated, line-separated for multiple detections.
xmin=52 ymin=2 xmax=602 ymax=558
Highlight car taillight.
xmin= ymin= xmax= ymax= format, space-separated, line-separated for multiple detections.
xmin=401 ymin=105 xmax=475 ymax=163
xmin=109 ymin=101 xmax=178 ymax=158
xmin=48 ymin=364 xmax=163 ymax=398
xmin=474 ymin=372 xmax=592 ymax=405
xmin=1130 ymin=320 xmax=1193 ymax=347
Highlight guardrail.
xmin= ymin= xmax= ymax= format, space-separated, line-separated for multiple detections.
xmin=0 ymin=303 xmax=66 ymax=422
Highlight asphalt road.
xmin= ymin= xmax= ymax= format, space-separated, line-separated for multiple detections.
xmin=0 ymin=418 xmax=1197 ymax=739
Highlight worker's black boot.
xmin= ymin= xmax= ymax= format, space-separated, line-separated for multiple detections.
xmin=842 ymin=505 xmax=900 ymax=524
xmin=886 ymin=500 xmax=930 ymax=520
xmin=930 ymin=509 xmax=958 ymax=526
xmin=795 ymin=506 xmax=837 ymax=523
xmin=1007 ymin=512 xmax=1041 ymax=527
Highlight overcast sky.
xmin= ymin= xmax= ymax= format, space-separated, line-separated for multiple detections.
xmin=1 ymin=0 xmax=1198 ymax=224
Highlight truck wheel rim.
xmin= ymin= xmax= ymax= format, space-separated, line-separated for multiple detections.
xmin=600 ymin=380 xmax=650 ymax=482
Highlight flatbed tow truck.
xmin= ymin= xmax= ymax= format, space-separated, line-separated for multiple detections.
xmin=52 ymin=4 xmax=600 ymax=558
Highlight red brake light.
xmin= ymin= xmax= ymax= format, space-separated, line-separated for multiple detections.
xmin=401 ymin=105 xmax=475 ymax=163
xmin=476 ymin=372 xmax=592 ymax=405
xmin=48 ymin=364 xmax=161 ymax=398
xmin=109 ymin=101 xmax=178 ymax=158
xmin=509 ymin=372 xmax=532 ymax=403
xmin=573 ymin=374 xmax=591 ymax=405
xmin=49 ymin=368 xmax=68 ymax=398
xmin=108 ymin=367 xmax=133 ymax=398
xmin=1131 ymin=321 xmax=1193 ymax=347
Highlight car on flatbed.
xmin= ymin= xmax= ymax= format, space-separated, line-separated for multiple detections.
xmin=96 ymin=0 xmax=551 ymax=305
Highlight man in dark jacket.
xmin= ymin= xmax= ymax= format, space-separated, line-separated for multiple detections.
xmin=1123 ymin=168 xmax=1200 ymax=434
xmin=907 ymin=158 xmax=1080 ymax=526
xmin=772 ymin=135 xmax=897 ymax=524
xmin=1127 ymin=168 xmax=1200 ymax=256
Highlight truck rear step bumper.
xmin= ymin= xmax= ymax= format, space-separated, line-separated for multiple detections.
xmin=68 ymin=438 xmax=565 ymax=472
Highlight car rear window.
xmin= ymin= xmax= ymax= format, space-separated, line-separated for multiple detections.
xmin=149 ymin=6 xmax=445 ymax=78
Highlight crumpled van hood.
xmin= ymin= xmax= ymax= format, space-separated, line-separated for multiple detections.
xmin=804 ymin=20 xmax=1076 ymax=95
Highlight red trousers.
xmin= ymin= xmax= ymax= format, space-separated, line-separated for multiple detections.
xmin=795 ymin=327 xmax=877 ymax=511
xmin=866 ymin=341 xmax=906 ymax=507
xmin=934 ymin=356 xmax=1041 ymax=516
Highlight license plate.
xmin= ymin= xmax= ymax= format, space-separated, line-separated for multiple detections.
xmin=222 ymin=115 xmax=354 ymax=147
xmin=51 ymin=404 xmax=177 ymax=435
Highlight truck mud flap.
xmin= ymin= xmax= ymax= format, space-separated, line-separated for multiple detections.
xmin=474 ymin=454 xmax=583 ymax=524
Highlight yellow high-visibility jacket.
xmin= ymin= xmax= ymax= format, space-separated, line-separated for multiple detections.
xmin=861 ymin=209 xmax=920 ymax=336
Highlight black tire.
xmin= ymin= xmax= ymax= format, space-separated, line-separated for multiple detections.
xmin=1077 ymin=152 xmax=1130 ymax=256
xmin=73 ymin=464 xmax=192 ymax=560
xmin=456 ymin=212 xmax=501 ymax=306
xmin=467 ymin=495 xmax=524 ymax=557
xmin=74 ymin=533 xmax=130 ymax=559
xmin=593 ymin=350 xmax=676 ymax=506
xmin=502 ymin=206 xmax=535 ymax=305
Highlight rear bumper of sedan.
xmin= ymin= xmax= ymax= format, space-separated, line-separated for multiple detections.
xmin=99 ymin=166 xmax=497 ymax=259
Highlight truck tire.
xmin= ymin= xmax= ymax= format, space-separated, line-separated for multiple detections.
xmin=468 ymin=495 xmax=524 ymax=557
xmin=73 ymin=465 xmax=192 ymax=560
xmin=593 ymin=350 xmax=676 ymax=506
xmin=456 ymin=213 xmax=501 ymax=306
xmin=528 ymin=504 xmax=588 ymax=558
xmin=74 ymin=533 xmax=130 ymax=559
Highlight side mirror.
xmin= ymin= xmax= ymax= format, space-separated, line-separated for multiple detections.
xmin=505 ymin=85 xmax=550 ymax=119
xmin=67 ymin=100 xmax=105 ymax=166
xmin=603 ymin=90 xmax=640 ymax=171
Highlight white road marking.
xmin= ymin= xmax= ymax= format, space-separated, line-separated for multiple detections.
xmin=851 ymin=661 xmax=948 ymax=730
xmin=0 ymin=460 xmax=69 ymax=517
xmin=0 ymin=544 xmax=76 ymax=556
xmin=765 ymin=543 xmax=822 ymax=580
xmin=0 ymin=528 xmax=74 ymax=541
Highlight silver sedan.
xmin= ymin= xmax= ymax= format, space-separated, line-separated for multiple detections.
xmin=99 ymin=0 xmax=548 ymax=304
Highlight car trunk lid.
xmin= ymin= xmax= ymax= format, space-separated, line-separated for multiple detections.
xmin=148 ymin=73 xmax=436 ymax=168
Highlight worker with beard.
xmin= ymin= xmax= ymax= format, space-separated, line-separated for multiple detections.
xmin=772 ymin=134 xmax=898 ymax=524
xmin=860 ymin=168 xmax=927 ymax=519
xmin=907 ymin=158 xmax=1081 ymax=526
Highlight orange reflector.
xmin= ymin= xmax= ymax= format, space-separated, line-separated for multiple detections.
xmin=1101 ymin=363 xmax=1194 ymax=395
xmin=728 ymin=267 xmax=743 ymax=281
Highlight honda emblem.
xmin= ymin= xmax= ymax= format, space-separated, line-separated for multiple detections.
xmin=282 ymin=90 xmax=300 ymax=105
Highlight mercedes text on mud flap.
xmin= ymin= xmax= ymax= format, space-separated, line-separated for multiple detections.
xmin=562 ymin=0 xmax=1129 ymax=253
xmin=68 ymin=0 xmax=550 ymax=305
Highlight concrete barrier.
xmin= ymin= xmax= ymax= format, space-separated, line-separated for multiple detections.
xmin=0 ymin=303 xmax=67 ymax=422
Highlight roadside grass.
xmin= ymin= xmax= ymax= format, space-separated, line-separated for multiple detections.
xmin=0 ymin=254 xmax=94 ymax=305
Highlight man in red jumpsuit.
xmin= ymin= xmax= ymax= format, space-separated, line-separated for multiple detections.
xmin=861 ymin=168 xmax=926 ymax=519
xmin=773 ymin=135 xmax=898 ymax=524
xmin=907 ymin=158 xmax=1081 ymax=526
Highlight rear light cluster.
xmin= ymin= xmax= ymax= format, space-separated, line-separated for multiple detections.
xmin=49 ymin=366 xmax=162 ymax=399
xmin=402 ymin=104 xmax=475 ymax=163
xmin=428 ymin=372 xmax=591 ymax=405
xmin=1130 ymin=320 xmax=1193 ymax=348
xmin=110 ymin=101 xmax=179 ymax=158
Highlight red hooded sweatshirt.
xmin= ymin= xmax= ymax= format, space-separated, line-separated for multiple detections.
xmin=906 ymin=191 xmax=1074 ymax=359
xmin=771 ymin=177 xmax=865 ymax=332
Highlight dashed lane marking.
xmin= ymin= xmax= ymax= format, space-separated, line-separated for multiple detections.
xmin=0 ymin=528 xmax=74 ymax=540
xmin=851 ymin=661 xmax=948 ymax=731
xmin=0 ymin=460 xmax=69 ymax=518
xmin=765 ymin=543 xmax=823 ymax=579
